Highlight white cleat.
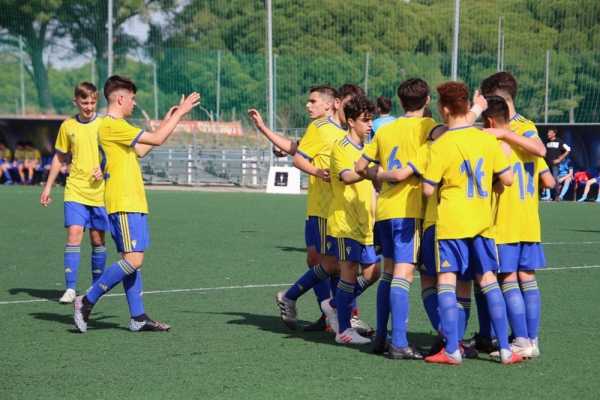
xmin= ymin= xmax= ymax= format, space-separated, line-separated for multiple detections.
xmin=59 ymin=289 xmax=76 ymax=304
xmin=320 ymin=299 xmax=339 ymax=334
xmin=335 ymin=328 xmax=372 ymax=345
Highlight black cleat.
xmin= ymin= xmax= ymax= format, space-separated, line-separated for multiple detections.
xmin=388 ymin=343 xmax=424 ymax=360
xmin=462 ymin=333 xmax=498 ymax=353
xmin=427 ymin=333 xmax=446 ymax=356
xmin=372 ymin=336 xmax=390 ymax=354
xmin=303 ymin=314 xmax=331 ymax=332
xmin=129 ymin=318 xmax=171 ymax=332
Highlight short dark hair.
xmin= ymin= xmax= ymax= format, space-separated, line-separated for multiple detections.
xmin=103 ymin=75 xmax=137 ymax=101
xmin=481 ymin=95 xmax=509 ymax=125
xmin=397 ymin=78 xmax=430 ymax=112
xmin=436 ymin=82 xmax=470 ymax=117
xmin=337 ymin=83 xmax=365 ymax=100
xmin=309 ymin=85 xmax=337 ymax=101
xmin=376 ymin=96 xmax=392 ymax=114
xmin=24 ymin=140 xmax=34 ymax=147
xmin=344 ymin=95 xmax=375 ymax=122
xmin=548 ymin=127 xmax=558 ymax=133
xmin=480 ymin=71 xmax=518 ymax=100
xmin=74 ymin=82 xmax=99 ymax=100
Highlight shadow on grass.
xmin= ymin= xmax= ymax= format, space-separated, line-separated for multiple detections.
xmin=275 ymin=246 xmax=306 ymax=253
xmin=30 ymin=312 xmax=126 ymax=332
xmin=8 ymin=288 xmax=64 ymax=301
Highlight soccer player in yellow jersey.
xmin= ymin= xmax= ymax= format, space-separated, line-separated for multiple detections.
xmin=422 ymin=81 xmax=521 ymax=365
xmin=318 ymin=95 xmax=381 ymax=345
xmin=41 ymin=82 xmax=109 ymax=304
xmin=463 ymin=71 xmax=547 ymax=353
xmin=73 ymin=75 xmax=200 ymax=333
xmin=22 ymin=141 xmax=41 ymax=185
xmin=482 ymin=96 xmax=555 ymax=359
xmin=0 ymin=140 xmax=13 ymax=184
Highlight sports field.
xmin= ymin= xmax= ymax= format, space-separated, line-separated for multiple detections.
xmin=1 ymin=186 xmax=598 ymax=399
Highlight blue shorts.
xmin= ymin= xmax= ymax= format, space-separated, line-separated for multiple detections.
xmin=64 ymin=201 xmax=110 ymax=230
xmin=374 ymin=218 xmax=421 ymax=264
xmin=418 ymin=226 xmax=437 ymax=277
xmin=497 ymin=242 xmax=546 ymax=273
xmin=436 ymin=236 xmax=499 ymax=279
xmin=326 ymin=236 xmax=380 ymax=264
xmin=305 ymin=216 xmax=327 ymax=254
xmin=109 ymin=212 xmax=150 ymax=253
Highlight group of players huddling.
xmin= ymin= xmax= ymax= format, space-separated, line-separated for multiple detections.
xmin=248 ymin=71 xmax=552 ymax=365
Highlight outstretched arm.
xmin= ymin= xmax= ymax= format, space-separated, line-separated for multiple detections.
xmin=248 ymin=109 xmax=298 ymax=155
xmin=40 ymin=153 xmax=66 ymax=206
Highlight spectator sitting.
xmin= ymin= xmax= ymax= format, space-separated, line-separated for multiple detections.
xmin=541 ymin=157 xmax=573 ymax=202
xmin=577 ymin=160 xmax=600 ymax=203
xmin=12 ymin=140 xmax=26 ymax=184
xmin=22 ymin=140 xmax=41 ymax=185
xmin=0 ymin=140 xmax=13 ymax=184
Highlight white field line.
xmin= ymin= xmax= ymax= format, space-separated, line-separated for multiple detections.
xmin=2 ymin=265 xmax=600 ymax=305
xmin=543 ymin=241 xmax=600 ymax=245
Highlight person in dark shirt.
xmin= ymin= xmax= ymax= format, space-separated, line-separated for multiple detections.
xmin=544 ymin=128 xmax=570 ymax=201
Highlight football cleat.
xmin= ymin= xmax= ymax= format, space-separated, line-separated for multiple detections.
xmin=130 ymin=318 xmax=171 ymax=332
xmin=275 ymin=290 xmax=298 ymax=330
xmin=427 ymin=333 xmax=446 ymax=356
xmin=59 ymin=289 xmax=76 ymax=304
xmin=303 ymin=314 xmax=332 ymax=332
xmin=530 ymin=338 xmax=540 ymax=357
xmin=459 ymin=343 xmax=479 ymax=359
xmin=335 ymin=328 xmax=372 ymax=345
xmin=462 ymin=333 xmax=498 ymax=353
xmin=350 ymin=315 xmax=375 ymax=336
xmin=372 ymin=336 xmax=390 ymax=354
xmin=490 ymin=339 xmax=533 ymax=359
xmin=425 ymin=348 xmax=462 ymax=365
xmin=73 ymin=295 xmax=93 ymax=333
xmin=320 ymin=299 xmax=339 ymax=334
xmin=501 ymin=350 xmax=523 ymax=365
xmin=388 ymin=343 xmax=424 ymax=360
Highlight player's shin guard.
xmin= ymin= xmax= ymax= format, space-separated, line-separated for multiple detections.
xmin=336 ymin=280 xmax=355 ymax=333
xmin=375 ymin=273 xmax=392 ymax=340
xmin=286 ymin=264 xmax=330 ymax=302
xmin=438 ymin=285 xmax=459 ymax=353
xmin=64 ymin=245 xmax=81 ymax=291
xmin=91 ymin=243 xmax=107 ymax=285
xmin=474 ymin=283 xmax=495 ymax=338
xmin=520 ymin=279 xmax=541 ymax=340
xmin=123 ymin=269 xmax=145 ymax=318
xmin=421 ymin=286 xmax=440 ymax=331
xmin=501 ymin=281 xmax=528 ymax=339
xmin=481 ymin=282 xmax=510 ymax=351
xmin=457 ymin=296 xmax=471 ymax=342
xmin=390 ymin=278 xmax=411 ymax=349
xmin=86 ymin=259 xmax=135 ymax=304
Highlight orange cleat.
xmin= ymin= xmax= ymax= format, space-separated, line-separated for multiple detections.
xmin=424 ymin=349 xmax=462 ymax=365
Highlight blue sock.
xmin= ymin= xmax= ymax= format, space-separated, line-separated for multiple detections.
xmin=354 ymin=276 xmax=371 ymax=298
xmin=520 ymin=279 xmax=541 ymax=339
xmin=86 ymin=259 xmax=135 ymax=304
xmin=474 ymin=283 xmax=494 ymax=338
xmin=438 ymin=284 xmax=459 ymax=354
xmin=421 ymin=286 xmax=440 ymax=331
xmin=335 ymin=279 xmax=355 ymax=333
xmin=501 ymin=281 xmax=528 ymax=339
xmin=481 ymin=282 xmax=510 ymax=351
xmin=560 ymin=182 xmax=570 ymax=198
xmin=543 ymin=189 xmax=551 ymax=198
xmin=330 ymin=272 xmax=340 ymax=298
xmin=375 ymin=272 xmax=392 ymax=340
xmin=91 ymin=243 xmax=107 ymax=285
xmin=457 ymin=296 xmax=471 ymax=342
xmin=123 ymin=270 xmax=145 ymax=318
xmin=390 ymin=277 xmax=411 ymax=349
xmin=64 ymin=245 xmax=81 ymax=291
xmin=286 ymin=264 xmax=330 ymax=301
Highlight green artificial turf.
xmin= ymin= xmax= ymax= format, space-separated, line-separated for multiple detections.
xmin=1 ymin=187 xmax=599 ymax=399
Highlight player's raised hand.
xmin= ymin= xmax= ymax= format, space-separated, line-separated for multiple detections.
xmin=472 ymin=89 xmax=487 ymax=112
xmin=40 ymin=187 xmax=52 ymax=206
xmin=247 ymin=109 xmax=266 ymax=129
xmin=176 ymin=92 xmax=201 ymax=116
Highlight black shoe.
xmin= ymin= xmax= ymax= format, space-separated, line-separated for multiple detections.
xmin=372 ymin=336 xmax=390 ymax=354
xmin=388 ymin=343 xmax=424 ymax=360
xmin=427 ymin=333 xmax=446 ymax=356
xmin=303 ymin=314 xmax=331 ymax=332
xmin=459 ymin=343 xmax=479 ymax=359
xmin=129 ymin=318 xmax=171 ymax=332
xmin=462 ymin=333 xmax=498 ymax=353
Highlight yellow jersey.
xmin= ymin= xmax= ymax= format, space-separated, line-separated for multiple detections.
xmin=407 ymin=143 xmax=438 ymax=231
xmin=362 ymin=116 xmax=439 ymax=221
xmin=510 ymin=114 xmax=539 ymax=140
xmin=494 ymin=144 xmax=549 ymax=244
xmin=24 ymin=148 xmax=41 ymax=162
xmin=296 ymin=117 xmax=347 ymax=219
xmin=14 ymin=149 xmax=26 ymax=162
xmin=98 ymin=116 xmax=147 ymax=214
xmin=0 ymin=148 xmax=12 ymax=162
xmin=55 ymin=113 xmax=105 ymax=206
xmin=424 ymin=126 xmax=510 ymax=240
xmin=328 ymin=136 xmax=374 ymax=245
